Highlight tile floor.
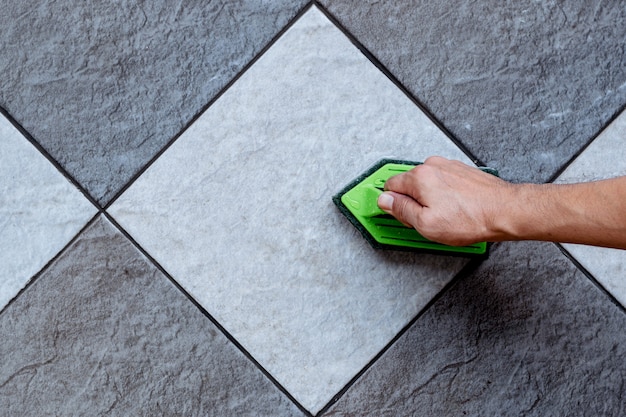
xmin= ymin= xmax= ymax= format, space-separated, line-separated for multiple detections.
xmin=1 ymin=1 xmax=625 ymax=416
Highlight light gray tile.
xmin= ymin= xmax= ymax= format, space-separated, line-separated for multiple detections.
xmin=556 ymin=109 xmax=626 ymax=182
xmin=0 ymin=216 xmax=304 ymax=416
xmin=555 ymin=110 xmax=626 ymax=307
xmin=323 ymin=242 xmax=626 ymax=416
xmin=0 ymin=114 xmax=95 ymax=311
xmin=320 ymin=0 xmax=626 ymax=183
xmin=110 ymin=7 xmax=472 ymax=413
xmin=0 ymin=0 xmax=308 ymax=205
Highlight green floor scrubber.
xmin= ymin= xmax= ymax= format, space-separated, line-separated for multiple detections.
xmin=333 ymin=159 xmax=498 ymax=257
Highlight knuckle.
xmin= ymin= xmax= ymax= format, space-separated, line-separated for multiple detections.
xmin=408 ymin=164 xmax=426 ymax=180
xmin=424 ymin=155 xmax=446 ymax=165
xmin=412 ymin=163 xmax=433 ymax=181
xmin=392 ymin=197 xmax=407 ymax=218
xmin=393 ymin=197 xmax=416 ymax=228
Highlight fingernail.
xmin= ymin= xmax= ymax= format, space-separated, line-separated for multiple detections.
xmin=378 ymin=192 xmax=394 ymax=211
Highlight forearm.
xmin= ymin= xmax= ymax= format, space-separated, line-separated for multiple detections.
xmin=495 ymin=177 xmax=626 ymax=249
xmin=379 ymin=157 xmax=626 ymax=249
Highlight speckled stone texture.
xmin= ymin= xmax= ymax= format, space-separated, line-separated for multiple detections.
xmin=320 ymin=0 xmax=626 ymax=183
xmin=0 ymin=112 xmax=96 ymax=311
xmin=0 ymin=0 xmax=308 ymax=205
xmin=110 ymin=8 xmax=473 ymax=413
xmin=322 ymin=242 xmax=626 ymax=416
xmin=0 ymin=216 xmax=304 ymax=416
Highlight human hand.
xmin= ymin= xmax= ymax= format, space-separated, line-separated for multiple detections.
xmin=377 ymin=156 xmax=515 ymax=246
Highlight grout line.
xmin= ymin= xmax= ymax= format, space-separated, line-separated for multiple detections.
xmin=0 ymin=106 xmax=102 ymax=211
xmin=554 ymin=243 xmax=626 ymax=316
xmin=0 ymin=106 xmax=105 ymax=316
xmin=0 ymin=213 xmax=101 ymax=317
xmin=103 ymin=1 xmax=316 ymax=210
xmin=310 ymin=5 xmax=490 ymax=409
xmin=313 ymin=1 xmax=485 ymax=167
xmin=1 ymin=1 xmax=620 ymax=414
xmin=102 ymin=211 xmax=314 ymax=417
xmin=315 ymin=254 xmax=487 ymax=416
xmin=547 ymin=101 xmax=626 ymax=184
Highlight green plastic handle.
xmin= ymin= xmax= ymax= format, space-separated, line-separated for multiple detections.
xmin=343 ymin=184 xmax=385 ymax=217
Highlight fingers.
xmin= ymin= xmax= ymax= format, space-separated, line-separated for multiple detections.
xmin=377 ymin=191 xmax=423 ymax=229
xmin=383 ymin=157 xmax=450 ymax=198
xmin=383 ymin=166 xmax=424 ymax=201
xmin=384 ymin=157 xmax=478 ymax=198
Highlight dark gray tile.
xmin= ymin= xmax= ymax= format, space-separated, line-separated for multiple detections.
xmin=0 ymin=0 xmax=307 ymax=205
xmin=323 ymin=242 xmax=626 ymax=416
xmin=0 ymin=216 xmax=304 ymax=416
xmin=320 ymin=1 xmax=626 ymax=182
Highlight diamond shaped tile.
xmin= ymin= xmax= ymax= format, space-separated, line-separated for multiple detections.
xmin=0 ymin=216 xmax=304 ymax=416
xmin=0 ymin=113 xmax=95 ymax=311
xmin=320 ymin=0 xmax=626 ymax=183
xmin=110 ymin=7 xmax=474 ymax=413
xmin=0 ymin=0 xmax=307 ymax=205
xmin=555 ymin=109 xmax=626 ymax=307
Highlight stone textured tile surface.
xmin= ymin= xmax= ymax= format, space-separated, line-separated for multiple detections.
xmin=323 ymin=242 xmax=626 ymax=416
xmin=0 ymin=216 xmax=304 ymax=416
xmin=0 ymin=0 xmax=307 ymax=205
xmin=0 ymin=114 xmax=95 ymax=311
xmin=555 ymin=110 xmax=626 ymax=307
xmin=110 ymin=7 xmax=472 ymax=413
xmin=320 ymin=0 xmax=626 ymax=183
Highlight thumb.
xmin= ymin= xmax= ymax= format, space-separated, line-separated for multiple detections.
xmin=377 ymin=191 xmax=423 ymax=229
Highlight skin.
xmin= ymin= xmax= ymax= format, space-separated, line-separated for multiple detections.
xmin=377 ymin=156 xmax=626 ymax=250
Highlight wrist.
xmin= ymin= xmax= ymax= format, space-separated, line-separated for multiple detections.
xmin=488 ymin=183 xmax=539 ymax=242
